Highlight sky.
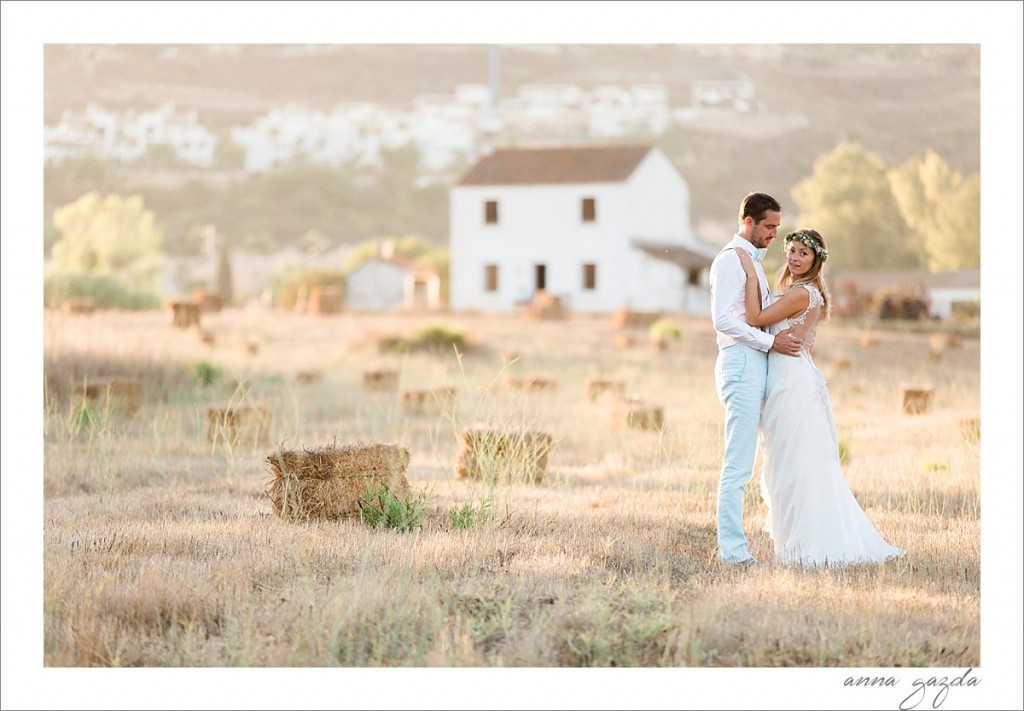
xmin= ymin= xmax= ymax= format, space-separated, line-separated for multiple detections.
xmin=2 ymin=2 xmax=1022 ymax=710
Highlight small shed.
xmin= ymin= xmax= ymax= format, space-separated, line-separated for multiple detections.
xmin=346 ymin=246 xmax=442 ymax=312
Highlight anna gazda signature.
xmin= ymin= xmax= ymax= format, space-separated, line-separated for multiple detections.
xmin=844 ymin=668 xmax=980 ymax=709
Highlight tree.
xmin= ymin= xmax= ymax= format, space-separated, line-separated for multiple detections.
xmin=50 ymin=191 xmax=164 ymax=293
xmin=790 ymin=141 xmax=922 ymax=271
xmin=215 ymin=241 xmax=234 ymax=306
xmin=342 ymin=234 xmax=438 ymax=274
xmin=888 ymin=150 xmax=980 ymax=272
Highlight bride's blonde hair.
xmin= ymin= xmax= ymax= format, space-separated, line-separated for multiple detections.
xmin=775 ymin=228 xmax=832 ymax=319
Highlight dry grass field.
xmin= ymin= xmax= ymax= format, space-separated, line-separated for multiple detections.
xmin=41 ymin=305 xmax=980 ymax=673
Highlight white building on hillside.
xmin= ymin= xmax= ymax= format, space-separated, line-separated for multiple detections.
xmin=449 ymin=144 xmax=716 ymax=315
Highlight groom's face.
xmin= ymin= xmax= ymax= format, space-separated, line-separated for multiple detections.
xmin=748 ymin=211 xmax=782 ymax=249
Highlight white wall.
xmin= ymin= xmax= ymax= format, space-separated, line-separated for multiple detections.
xmin=346 ymin=259 xmax=406 ymax=310
xmin=928 ymin=287 xmax=980 ymax=319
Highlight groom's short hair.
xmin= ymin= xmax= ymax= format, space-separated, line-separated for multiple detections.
xmin=739 ymin=192 xmax=782 ymax=224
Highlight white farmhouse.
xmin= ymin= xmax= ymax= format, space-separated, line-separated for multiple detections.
xmin=449 ymin=144 xmax=715 ymax=315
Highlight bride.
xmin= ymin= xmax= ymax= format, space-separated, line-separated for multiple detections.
xmin=735 ymin=229 xmax=905 ymax=566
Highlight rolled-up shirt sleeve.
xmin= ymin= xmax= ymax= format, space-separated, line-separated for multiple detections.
xmin=710 ymin=250 xmax=776 ymax=352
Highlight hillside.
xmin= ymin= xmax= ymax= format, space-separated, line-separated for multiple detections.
xmin=43 ymin=44 xmax=980 ymax=239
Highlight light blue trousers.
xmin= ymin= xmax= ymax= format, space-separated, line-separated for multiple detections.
xmin=714 ymin=344 xmax=768 ymax=563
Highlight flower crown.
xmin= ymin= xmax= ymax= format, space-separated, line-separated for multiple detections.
xmin=785 ymin=231 xmax=828 ymax=262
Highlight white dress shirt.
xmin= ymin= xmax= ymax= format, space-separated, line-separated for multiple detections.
xmin=709 ymin=234 xmax=776 ymax=352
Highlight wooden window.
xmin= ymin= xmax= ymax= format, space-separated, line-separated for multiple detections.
xmin=687 ymin=268 xmax=701 ymax=286
xmin=485 ymin=264 xmax=499 ymax=292
xmin=581 ymin=197 xmax=596 ymax=222
xmin=582 ymin=263 xmax=597 ymax=290
xmin=484 ymin=200 xmax=499 ymax=224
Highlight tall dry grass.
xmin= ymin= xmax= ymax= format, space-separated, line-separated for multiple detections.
xmin=41 ymin=305 xmax=980 ymax=668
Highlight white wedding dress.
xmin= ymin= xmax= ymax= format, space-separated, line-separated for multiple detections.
xmin=759 ymin=284 xmax=905 ymax=566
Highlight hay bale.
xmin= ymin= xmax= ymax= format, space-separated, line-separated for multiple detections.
xmin=523 ymin=376 xmax=556 ymax=393
xmin=455 ymin=427 xmax=554 ymax=484
xmin=900 ymin=385 xmax=933 ymax=415
xmin=192 ymin=289 xmax=224 ymax=313
xmin=244 ymin=339 xmax=260 ymax=356
xmin=363 ymin=369 xmax=400 ymax=393
xmin=834 ymin=356 xmax=852 ymax=371
xmin=74 ymin=378 xmax=143 ymax=415
xmin=168 ymin=300 xmax=201 ymax=329
xmin=62 ymin=297 xmax=95 ymax=315
xmin=527 ymin=290 xmax=567 ymax=320
xmin=505 ymin=375 xmax=555 ymax=392
xmin=859 ymin=333 xmax=877 ymax=349
xmin=612 ymin=309 xmax=662 ymax=330
xmin=265 ymin=443 xmax=411 ymax=520
xmin=296 ymin=370 xmax=323 ymax=384
xmin=584 ymin=378 xmax=625 ymax=402
xmin=307 ymin=286 xmax=343 ymax=315
xmin=401 ymin=386 xmax=457 ymax=416
xmin=959 ymin=417 xmax=980 ymax=444
xmin=625 ymin=403 xmax=666 ymax=431
xmin=207 ymin=405 xmax=271 ymax=446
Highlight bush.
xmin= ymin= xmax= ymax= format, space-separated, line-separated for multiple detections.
xmin=379 ymin=324 xmax=468 ymax=356
xmin=411 ymin=324 xmax=466 ymax=353
xmin=357 ymin=483 xmax=429 ymax=532
xmin=449 ymin=497 xmax=493 ymax=530
xmin=194 ymin=361 xmax=224 ymax=388
xmin=271 ymin=267 xmax=346 ymax=310
xmin=648 ymin=318 xmax=683 ymax=343
xmin=44 ymin=272 xmax=161 ymax=310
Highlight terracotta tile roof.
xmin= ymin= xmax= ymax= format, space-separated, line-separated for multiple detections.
xmin=456 ymin=144 xmax=654 ymax=186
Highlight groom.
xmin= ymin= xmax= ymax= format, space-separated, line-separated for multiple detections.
xmin=709 ymin=191 xmax=802 ymax=565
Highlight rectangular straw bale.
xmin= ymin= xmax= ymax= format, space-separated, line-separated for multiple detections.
xmin=523 ymin=376 xmax=556 ymax=392
xmin=584 ymin=377 xmax=625 ymax=402
xmin=207 ymin=405 xmax=271 ymax=446
xmin=363 ymin=369 xmax=399 ymax=393
xmin=402 ymin=386 xmax=457 ymax=416
xmin=74 ymin=378 xmax=143 ymax=415
xmin=168 ymin=300 xmax=201 ymax=328
xmin=296 ymin=370 xmax=323 ymax=384
xmin=625 ymin=403 xmax=665 ymax=431
xmin=527 ymin=291 xmax=567 ymax=320
xmin=62 ymin=297 xmax=95 ymax=315
xmin=455 ymin=428 xmax=554 ymax=484
xmin=900 ymin=386 xmax=933 ymax=415
xmin=307 ymin=286 xmax=343 ymax=315
xmin=265 ymin=444 xmax=411 ymax=520
xmin=192 ymin=289 xmax=224 ymax=313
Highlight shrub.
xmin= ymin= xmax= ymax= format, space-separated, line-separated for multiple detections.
xmin=838 ymin=435 xmax=852 ymax=465
xmin=358 ymin=483 xmax=429 ymax=532
xmin=44 ymin=272 xmax=161 ymax=310
xmin=194 ymin=361 xmax=224 ymax=388
xmin=649 ymin=318 xmax=683 ymax=343
xmin=379 ymin=324 xmax=468 ymax=355
xmin=449 ymin=497 xmax=493 ymax=530
xmin=271 ymin=267 xmax=346 ymax=311
xmin=411 ymin=324 xmax=466 ymax=354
